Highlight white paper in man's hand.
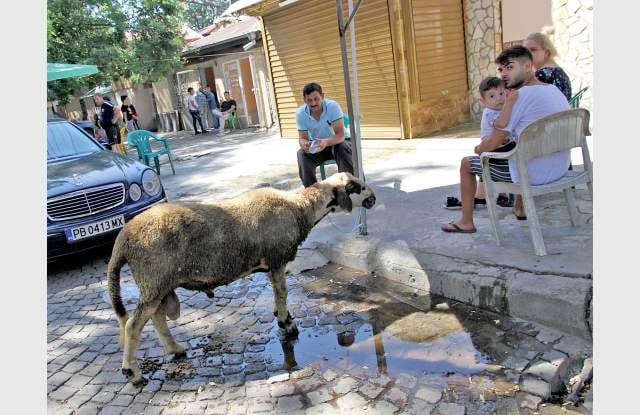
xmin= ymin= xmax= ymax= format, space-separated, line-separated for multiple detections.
xmin=309 ymin=139 xmax=329 ymax=154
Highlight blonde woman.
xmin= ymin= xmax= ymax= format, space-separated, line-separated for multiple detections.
xmin=523 ymin=29 xmax=572 ymax=101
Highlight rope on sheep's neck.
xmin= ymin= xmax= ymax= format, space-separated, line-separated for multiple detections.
xmin=314 ymin=209 xmax=331 ymax=226
xmin=309 ymin=190 xmax=338 ymax=226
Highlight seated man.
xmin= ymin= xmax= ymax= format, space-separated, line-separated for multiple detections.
xmin=220 ymin=91 xmax=237 ymax=114
xmin=296 ymin=82 xmax=354 ymax=187
xmin=442 ymin=45 xmax=570 ymax=233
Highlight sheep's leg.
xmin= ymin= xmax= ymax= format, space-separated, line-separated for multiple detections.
xmin=151 ymin=294 xmax=186 ymax=358
xmin=268 ymin=267 xmax=298 ymax=337
xmin=122 ymin=299 xmax=160 ymax=385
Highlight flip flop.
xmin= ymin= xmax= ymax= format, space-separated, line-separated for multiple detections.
xmin=443 ymin=196 xmax=486 ymax=210
xmin=442 ymin=222 xmax=477 ymax=233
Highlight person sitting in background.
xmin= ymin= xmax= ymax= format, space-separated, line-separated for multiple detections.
xmin=295 ymin=82 xmax=353 ymax=187
xmin=220 ymin=91 xmax=237 ymax=113
xmin=441 ymin=45 xmax=570 ymax=234
xmin=523 ymin=29 xmax=572 ymax=101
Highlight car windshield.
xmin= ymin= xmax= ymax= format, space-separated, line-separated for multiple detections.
xmin=47 ymin=121 xmax=102 ymax=161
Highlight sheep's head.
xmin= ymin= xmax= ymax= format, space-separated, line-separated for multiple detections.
xmin=323 ymin=172 xmax=376 ymax=212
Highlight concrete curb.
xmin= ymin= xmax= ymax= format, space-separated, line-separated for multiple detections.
xmin=305 ymin=235 xmax=593 ymax=339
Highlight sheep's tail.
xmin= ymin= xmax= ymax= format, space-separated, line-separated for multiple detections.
xmin=107 ymin=232 xmax=129 ymax=346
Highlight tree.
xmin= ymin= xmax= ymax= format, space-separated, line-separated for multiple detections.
xmin=47 ymin=0 xmax=185 ymax=104
xmin=182 ymin=0 xmax=238 ymax=31
xmin=127 ymin=0 xmax=186 ymax=83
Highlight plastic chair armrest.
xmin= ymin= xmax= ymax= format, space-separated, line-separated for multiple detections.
xmin=479 ymin=148 xmax=517 ymax=162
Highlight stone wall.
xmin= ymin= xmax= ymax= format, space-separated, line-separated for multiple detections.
xmin=463 ymin=0 xmax=502 ymax=121
xmin=463 ymin=0 xmax=593 ymax=120
xmin=550 ymin=0 xmax=593 ymax=112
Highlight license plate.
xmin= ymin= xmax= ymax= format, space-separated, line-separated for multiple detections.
xmin=65 ymin=215 xmax=125 ymax=242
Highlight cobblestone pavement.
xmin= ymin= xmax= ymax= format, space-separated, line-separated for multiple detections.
xmin=48 ymin=256 xmax=592 ymax=415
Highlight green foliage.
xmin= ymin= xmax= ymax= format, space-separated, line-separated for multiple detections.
xmin=182 ymin=0 xmax=236 ymax=31
xmin=128 ymin=0 xmax=186 ymax=83
xmin=47 ymin=0 xmax=186 ymax=104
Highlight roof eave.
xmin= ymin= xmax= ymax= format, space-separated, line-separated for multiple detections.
xmin=182 ymin=31 xmax=262 ymax=58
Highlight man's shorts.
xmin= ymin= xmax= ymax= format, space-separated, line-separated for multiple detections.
xmin=106 ymin=125 xmax=122 ymax=145
xmin=467 ymin=156 xmax=513 ymax=182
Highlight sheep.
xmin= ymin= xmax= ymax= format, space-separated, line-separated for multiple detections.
xmin=107 ymin=172 xmax=376 ymax=385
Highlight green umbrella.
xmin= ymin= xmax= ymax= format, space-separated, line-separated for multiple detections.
xmin=47 ymin=63 xmax=98 ymax=82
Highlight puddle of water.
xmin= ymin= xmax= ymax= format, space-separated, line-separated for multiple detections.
xmin=263 ymin=306 xmax=492 ymax=378
xmin=265 ymin=324 xmax=490 ymax=378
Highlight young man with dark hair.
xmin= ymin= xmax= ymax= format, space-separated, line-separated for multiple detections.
xmin=442 ymin=45 xmax=570 ymax=233
xmin=220 ymin=91 xmax=237 ymax=113
xmin=120 ymin=95 xmax=139 ymax=131
xmin=295 ymin=82 xmax=353 ymax=187
xmin=187 ymin=87 xmax=207 ymax=135
xmin=93 ymin=93 xmax=123 ymax=153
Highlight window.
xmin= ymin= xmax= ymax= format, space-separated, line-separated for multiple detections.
xmin=47 ymin=122 xmax=102 ymax=161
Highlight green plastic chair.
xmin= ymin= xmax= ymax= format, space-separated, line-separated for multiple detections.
xmin=225 ymin=109 xmax=241 ymax=131
xmin=308 ymin=115 xmax=351 ymax=180
xmin=569 ymin=86 xmax=589 ymax=109
xmin=127 ymin=130 xmax=176 ymax=175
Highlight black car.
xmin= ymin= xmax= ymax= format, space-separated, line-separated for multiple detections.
xmin=47 ymin=118 xmax=167 ymax=262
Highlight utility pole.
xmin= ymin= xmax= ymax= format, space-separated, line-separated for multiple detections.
xmin=336 ymin=0 xmax=367 ymax=235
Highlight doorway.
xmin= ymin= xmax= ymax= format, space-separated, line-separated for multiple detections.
xmin=222 ymin=56 xmax=260 ymax=127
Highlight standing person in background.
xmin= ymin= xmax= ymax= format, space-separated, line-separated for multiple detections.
xmin=203 ymin=85 xmax=222 ymax=131
xmin=523 ymin=29 xmax=572 ymax=101
xmin=120 ymin=95 xmax=140 ymax=132
xmin=197 ymin=84 xmax=210 ymax=129
xmin=187 ymin=87 xmax=207 ymax=135
xmin=93 ymin=94 xmax=123 ymax=154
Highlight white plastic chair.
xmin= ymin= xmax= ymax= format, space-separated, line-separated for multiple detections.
xmin=480 ymin=109 xmax=592 ymax=256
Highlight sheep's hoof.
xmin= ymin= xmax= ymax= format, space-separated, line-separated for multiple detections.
xmin=131 ymin=376 xmax=148 ymax=387
xmin=173 ymin=350 xmax=187 ymax=360
xmin=287 ymin=325 xmax=299 ymax=336
xmin=280 ymin=324 xmax=299 ymax=339
xmin=122 ymin=368 xmax=147 ymax=386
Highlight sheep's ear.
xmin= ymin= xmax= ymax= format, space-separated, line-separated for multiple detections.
xmin=326 ymin=186 xmax=352 ymax=212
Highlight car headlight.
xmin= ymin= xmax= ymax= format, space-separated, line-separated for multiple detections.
xmin=141 ymin=169 xmax=162 ymax=196
xmin=129 ymin=183 xmax=142 ymax=201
